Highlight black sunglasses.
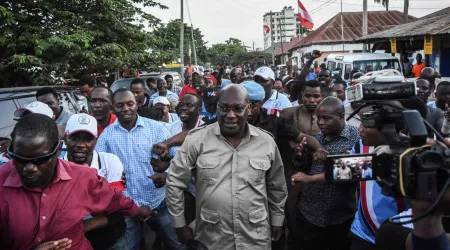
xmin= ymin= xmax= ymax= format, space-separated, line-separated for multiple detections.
xmin=8 ymin=140 xmax=62 ymax=165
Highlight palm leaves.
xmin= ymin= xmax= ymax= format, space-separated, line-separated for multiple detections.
xmin=374 ymin=0 xmax=389 ymax=11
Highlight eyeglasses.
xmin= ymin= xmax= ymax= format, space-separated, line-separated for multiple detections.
xmin=8 ymin=140 xmax=61 ymax=165
xmin=217 ymin=104 xmax=249 ymax=114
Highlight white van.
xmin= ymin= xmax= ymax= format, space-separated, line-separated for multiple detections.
xmin=326 ymin=53 xmax=402 ymax=80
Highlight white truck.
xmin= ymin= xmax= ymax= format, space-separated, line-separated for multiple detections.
xmin=326 ymin=53 xmax=402 ymax=80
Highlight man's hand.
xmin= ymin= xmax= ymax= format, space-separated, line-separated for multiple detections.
xmin=291 ymin=172 xmax=313 ymax=185
xmin=288 ymin=137 xmax=307 ymax=157
xmin=313 ymin=148 xmax=329 ymax=162
xmin=121 ymin=171 xmax=126 ymax=188
xmin=176 ymin=225 xmax=194 ymax=244
xmin=151 ymin=158 xmax=170 ymax=173
xmin=153 ymin=143 xmax=169 ymax=157
xmin=0 ymin=139 xmax=9 ymax=154
xmin=312 ymin=50 xmax=322 ymax=59
xmin=33 ymin=238 xmax=72 ymax=250
xmin=148 ymin=172 xmax=167 ymax=188
xmin=271 ymin=226 xmax=283 ymax=241
xmin=137 ymin=206 xmax=153 ymax=222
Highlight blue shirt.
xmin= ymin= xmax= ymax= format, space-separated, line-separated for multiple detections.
xmin=95 ymin=115 xmax=176 ymax=209
xmin=200 ymin=102 xmax=217 ymax=120
xmin=428 ymin=101 xmax=437 ymax=108
xmin=306 ymin=72 xmax=316 ymax=81
xmin=350 ymin=140 xmax=410 ymax=244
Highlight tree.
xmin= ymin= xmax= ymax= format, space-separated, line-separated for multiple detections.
xmin=206 ymin=38 xmax=247 ymax=66
xmin=374 ymin=0 xmax=389 ymax=11
xmin=151 ymin=19 xmax=208 ymax=65
xmin=0 ymin=0 xmax=167 ymax=87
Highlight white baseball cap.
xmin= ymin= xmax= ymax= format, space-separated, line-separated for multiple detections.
xmin=14 ymin=101 xmax=54 ymax=119
xmin=65 ymin=114 xmax=98 ymax=138
xmin=153 ymin=96 xmax=170 ymax=106
xmin=255 ymin=66 xmax=275 ymax=81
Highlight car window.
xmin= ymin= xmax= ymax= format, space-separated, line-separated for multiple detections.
xmin=0 ymin=100 xmax=19 ymax=138
xmin=353 ymin=60 xmax=401 ymax=72
xmin=16 ymin=96 xmax=37 ymax=107
xmin=344 ymin=64 xmax=352 ymax=80
xmin=327 ymin=61 xmax=336 ymax=71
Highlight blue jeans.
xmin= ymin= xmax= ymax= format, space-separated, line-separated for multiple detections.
xmin=121 ymin=200 xmax=185 ymax=250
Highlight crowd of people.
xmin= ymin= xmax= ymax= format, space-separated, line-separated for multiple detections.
xmin=0 ymin=50 xmax=449 ymax=250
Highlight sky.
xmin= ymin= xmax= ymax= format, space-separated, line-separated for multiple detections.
xmin=144 ymin=0 xmax=449 ymax=50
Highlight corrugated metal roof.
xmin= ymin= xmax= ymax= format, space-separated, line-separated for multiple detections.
xmin=358 ymin=7 xmax=450 ymax=41
xmin=289 ymin=11 xmax=416 ymax=50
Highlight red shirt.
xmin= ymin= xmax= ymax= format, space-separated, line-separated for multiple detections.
xmin=179 ymin=84 xmax=197 ymax=100
xmin=0 ymin=159 xmax=139 ymax=250
xmin=96 ymin=113 xmax=117 ymax=136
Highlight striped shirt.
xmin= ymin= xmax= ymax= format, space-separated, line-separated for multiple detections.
xmin=350 ymin=142 xmax=410 ymax=244
xmin=95 ymin=115 xmax=176 ymax=209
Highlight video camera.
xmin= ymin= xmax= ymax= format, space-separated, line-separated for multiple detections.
xmin=325 ymin=73 xmax=450 ymax=203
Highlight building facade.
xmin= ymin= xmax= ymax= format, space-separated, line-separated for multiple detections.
xmin=263 ymin=6 xmax=301 ymax=50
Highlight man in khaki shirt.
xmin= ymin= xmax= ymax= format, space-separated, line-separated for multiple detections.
xmin=166 ymin=84 xmax=287 ymax=250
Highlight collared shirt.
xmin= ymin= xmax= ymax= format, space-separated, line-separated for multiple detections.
xmin=95 ymin=116 xmax=176 ymax=209
xmin=55 ymin=106 xmax=74 ymax=126
xmin=200 ymin=102 xmax=217 ymax=121
xmin=299 ymin=124 xmax=360 ymax=227
xmin=428 ymin=101 xmax=437 ymax=109
xmin=426 ymin=106 xmax=444 ymax=138
xmin=345 ymin=102 xmax=361 ymax=128
xmin=263 ymin=90 xmax=292 ymax=117
xmin=93 ymin=112 xmax=117 ymax=136
xmin=168 ymin=118 xmax=205 ymax=197
xmin=149 ymin=90 xmax=179 ymax=105
xmin=166 ymin=123 xmax=287 ymax=250
xmin=0 ymin=159 xmax=139 ymax=250
xmin=280 ymin=105 xmax=320 ymax=136
xmin=168 ymin=113 xmax=180 ymax=124
xmin=179 ymin=84 xmax=197 ymax=100
xmin=170 ymin=85 xmax=182 ymax=96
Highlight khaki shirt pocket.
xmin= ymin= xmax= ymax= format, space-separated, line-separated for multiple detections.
xmin=248 ymin=159 xmax=271 ymax=185
xmin=199 ymin=207 xmax=222 ymax=238
xmin=249 ymin=206 xmax=270 ymax=237
xmin=196 ymin=156 xmax=220 ymax=184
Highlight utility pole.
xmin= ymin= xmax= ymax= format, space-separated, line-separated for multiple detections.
xmin=403 ymin=0 xmax=409 ymax=24
xmin=253 ymin=41 xmax=255 ymax=51
xmin=280 ymin=17 xmax=285 ymax=64
xmin=270 ymin=11 xmax=275 ymax=66
xmin=180 ymin=0 xmax=184 ymax=79
xmin=362 ymin=0 xmax=368 ymax=52
xmin=190 ymin=24 xmax=197 ymax=65
xmin=341 ymin=0 xmax=345 ymax=53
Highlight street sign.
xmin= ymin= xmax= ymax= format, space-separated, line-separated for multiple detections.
xmin=424 ymin=35 xmax=433 ymax=55
xmin=390 ymin=38 xmax=397 ymax=54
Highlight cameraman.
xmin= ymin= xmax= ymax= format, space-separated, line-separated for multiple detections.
xmin=348 ymin=102 xmax=411 ymax=250
xmin=375 ymin=138 xmax=450 ymax=250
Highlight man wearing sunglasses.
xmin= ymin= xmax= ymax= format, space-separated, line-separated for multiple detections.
xmin=0 ymin=114 xmax=152 ymax=250
xmin=166 ymin=84 xmax=287 ymax=250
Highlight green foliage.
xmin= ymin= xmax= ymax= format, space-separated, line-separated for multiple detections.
xmin=206 ymin=38 xmax=247 ymax=66
xmin=151 ymin=19 xmax=208 ymax=65
xmin=0 ymin=0 xmax=167 ymax=86
xmin=231 ymin=51 xmax=273 ymax=67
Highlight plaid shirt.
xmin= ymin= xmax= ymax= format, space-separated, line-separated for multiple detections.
xmin=95 ymin=115 xmax=176 ymax=209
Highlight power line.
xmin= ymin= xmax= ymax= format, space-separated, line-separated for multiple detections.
xmin=309 ymin=0 xmax=339 ymax=14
